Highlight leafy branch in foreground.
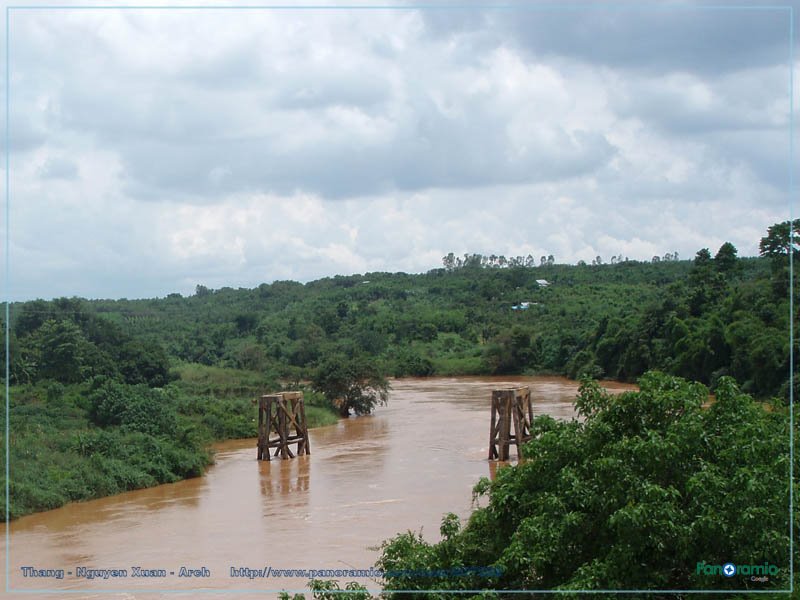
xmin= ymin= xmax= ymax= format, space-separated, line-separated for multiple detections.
xmin=279 ymin=579 xmax=372 ymax=600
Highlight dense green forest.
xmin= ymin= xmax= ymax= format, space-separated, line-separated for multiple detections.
xmin=5 ymin=222 xmax=793 ymax=401
xmin=0 ymin=221 xmax=796 ymax=596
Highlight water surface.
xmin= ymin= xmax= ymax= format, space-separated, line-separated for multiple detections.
xmin=3 ymin=376 xmax=634 ymax=598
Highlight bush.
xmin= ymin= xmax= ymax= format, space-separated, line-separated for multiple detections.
xmin=378 ymin=372 xmax=793 ymax=595
xmin=394 ymin=350 xmax=435 ymax=377
xmin=88 ymin=382 xmax=177 ymax=437
xmin=305 ymin=406 xmax=340 ymax=428
xmin=279 ymin=580 xmax=372 ymax=600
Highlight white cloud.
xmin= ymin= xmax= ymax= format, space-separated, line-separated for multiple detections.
xmin=5 ymin=4 xmax=793 ymax=299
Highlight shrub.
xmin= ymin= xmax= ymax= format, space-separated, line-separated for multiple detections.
xmin=378 ymin=372 xmax=793 ymax=595
xmin=88 ymin=382 xmax=177 ymax=437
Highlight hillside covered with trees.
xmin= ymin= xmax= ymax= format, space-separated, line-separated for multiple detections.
xmin=5 ymin=223 xmax=792 ymax=401
xmin=0 ymin=222 xmax=796 ymax=596
xmin=0 ymin=222 xmax=795 ymax=545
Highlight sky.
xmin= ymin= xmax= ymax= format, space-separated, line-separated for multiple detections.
xmin=4 ymin=1 xmax=797 ymax=300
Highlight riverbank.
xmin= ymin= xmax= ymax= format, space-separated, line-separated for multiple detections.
xmin=2 ymin=363 xmax=339 ymax=521
xmin=3 ymin=363 xmax=640 ymax=522
xmin=4 ymin=376 xmax=614 ymax=596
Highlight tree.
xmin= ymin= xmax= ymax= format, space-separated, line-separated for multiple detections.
xmin=117 ymin=339 xmax=171 ymax=387
xmin=484 ymin=326 xmax=539 ymax=374
xmin=759 ymin=219 xmax=800 ymax=260
xmin=687 ymin=248 xmax=722 ymax=316
xmin=279 ymin=580 xmax=371 ymax=600
xmin=693 ymin=247 xmax=712 ymax=267
xmin=312 ymin=354 xmax=390 ymax=417
xmin=378 ymin=373 xmax=792 ymax=594
xmin=714 ymin=241 xmax=739 ymax=275
xmin=88 ymin=381 xmax=177 ymax=437
xmin=14 ymin=299 xmax=51 ymax=337
xmin=234 ymin=313 xmax=258 ymax=334
xmin=673 ymin=315 xmax=730 ymax=383
xmin=759 ymin=220 xmax=800 ymax=297
xmin=236 ymin=343 xmax=266 ymax=371
xmin=36 ymin=319 xmax=90 ymax=384
xmin=8 ymin=330 xmax=39 ymax=385
xmin=394 ymin=349 xmax=434 ymax=377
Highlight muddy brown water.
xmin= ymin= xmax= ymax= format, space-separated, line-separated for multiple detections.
xmin=1 ymin=376 xmax=635 ymax=598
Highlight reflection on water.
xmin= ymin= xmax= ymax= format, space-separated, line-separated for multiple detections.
xmin=260 ymin=455 xmax=310 ymax=498
xmin=1 ymin=376 xmax=634 ymax=598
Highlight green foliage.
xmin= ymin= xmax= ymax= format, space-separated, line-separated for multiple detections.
xmin=88 ymin=381 xmax=177 ymax=436
xmin=759 ymin=219 xmax=800 ymax=260
xmin=484 ymin=326 xmax=540 ymax=374
xmin=8 ymin=298 xmax=170 ymax=387
xmin=279 ymin=580 xmax=373 ymax=600
xmin=37 ymin=250 xmax=702 ymax=389
xmin=0 ymin=362 xmax=333 ymax=521
xmin=564 ymin=242 xmax=787 ymax=399
xmin=759 ymin=220 xmax=800 ymax=298
xmin=15 ymin=226 xmax=781 ymax=403
xmin=312 ymin=354 xmax=390 ymax=417
xmin=714 ymin=241 xmax=740 ymax=276
xmin=4 ymin=221 xmax=796 ymax=539
xmin=394 ymin=348 xmax=435 ymax=377
xmin=116 ymin=339 xmax=171 ymax=387
xmin=378 ymin=372 xmax=792 ymax=595
xmin=36 ymin=319 xmax=92 ymax=383
xmin=304 ymin=405 xmax=341 ymax=429
xmin=170 ymin=363 xmax=277 ymax=398
xmin=1 ymin=381 xmax=212 ymax=519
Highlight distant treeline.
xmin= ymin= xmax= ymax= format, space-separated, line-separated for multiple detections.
xmin=3 ymin=221 xmax=794 ymax=401
xmin=441 ymin=250 xmax=682 ymax=270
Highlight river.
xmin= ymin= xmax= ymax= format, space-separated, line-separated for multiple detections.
xmin=2 ymin=376 xmax=635 ymax=598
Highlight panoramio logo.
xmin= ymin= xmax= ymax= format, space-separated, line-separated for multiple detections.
xmin=696 ymin=561 xmax=779 ymax=579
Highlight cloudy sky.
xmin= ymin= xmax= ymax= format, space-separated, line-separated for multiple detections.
xmin=4 ymin=1 xmax=796 ymax=300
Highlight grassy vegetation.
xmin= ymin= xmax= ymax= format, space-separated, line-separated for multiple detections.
xmin=20 ymin=242 xmax=783 ymax=403
xmin=1 ymin=363 xmax=339 ymax=520
xmin=171 ymin=362 xmax=278 ymax=398
xmin=2 ymin=223 xmax=796 ymax=527
xmin=304 ymin=406 xmax=340 ymax=429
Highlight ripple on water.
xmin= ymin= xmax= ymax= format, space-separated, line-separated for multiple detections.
xmin=9 ymin=376 xmax=636 ymax=598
